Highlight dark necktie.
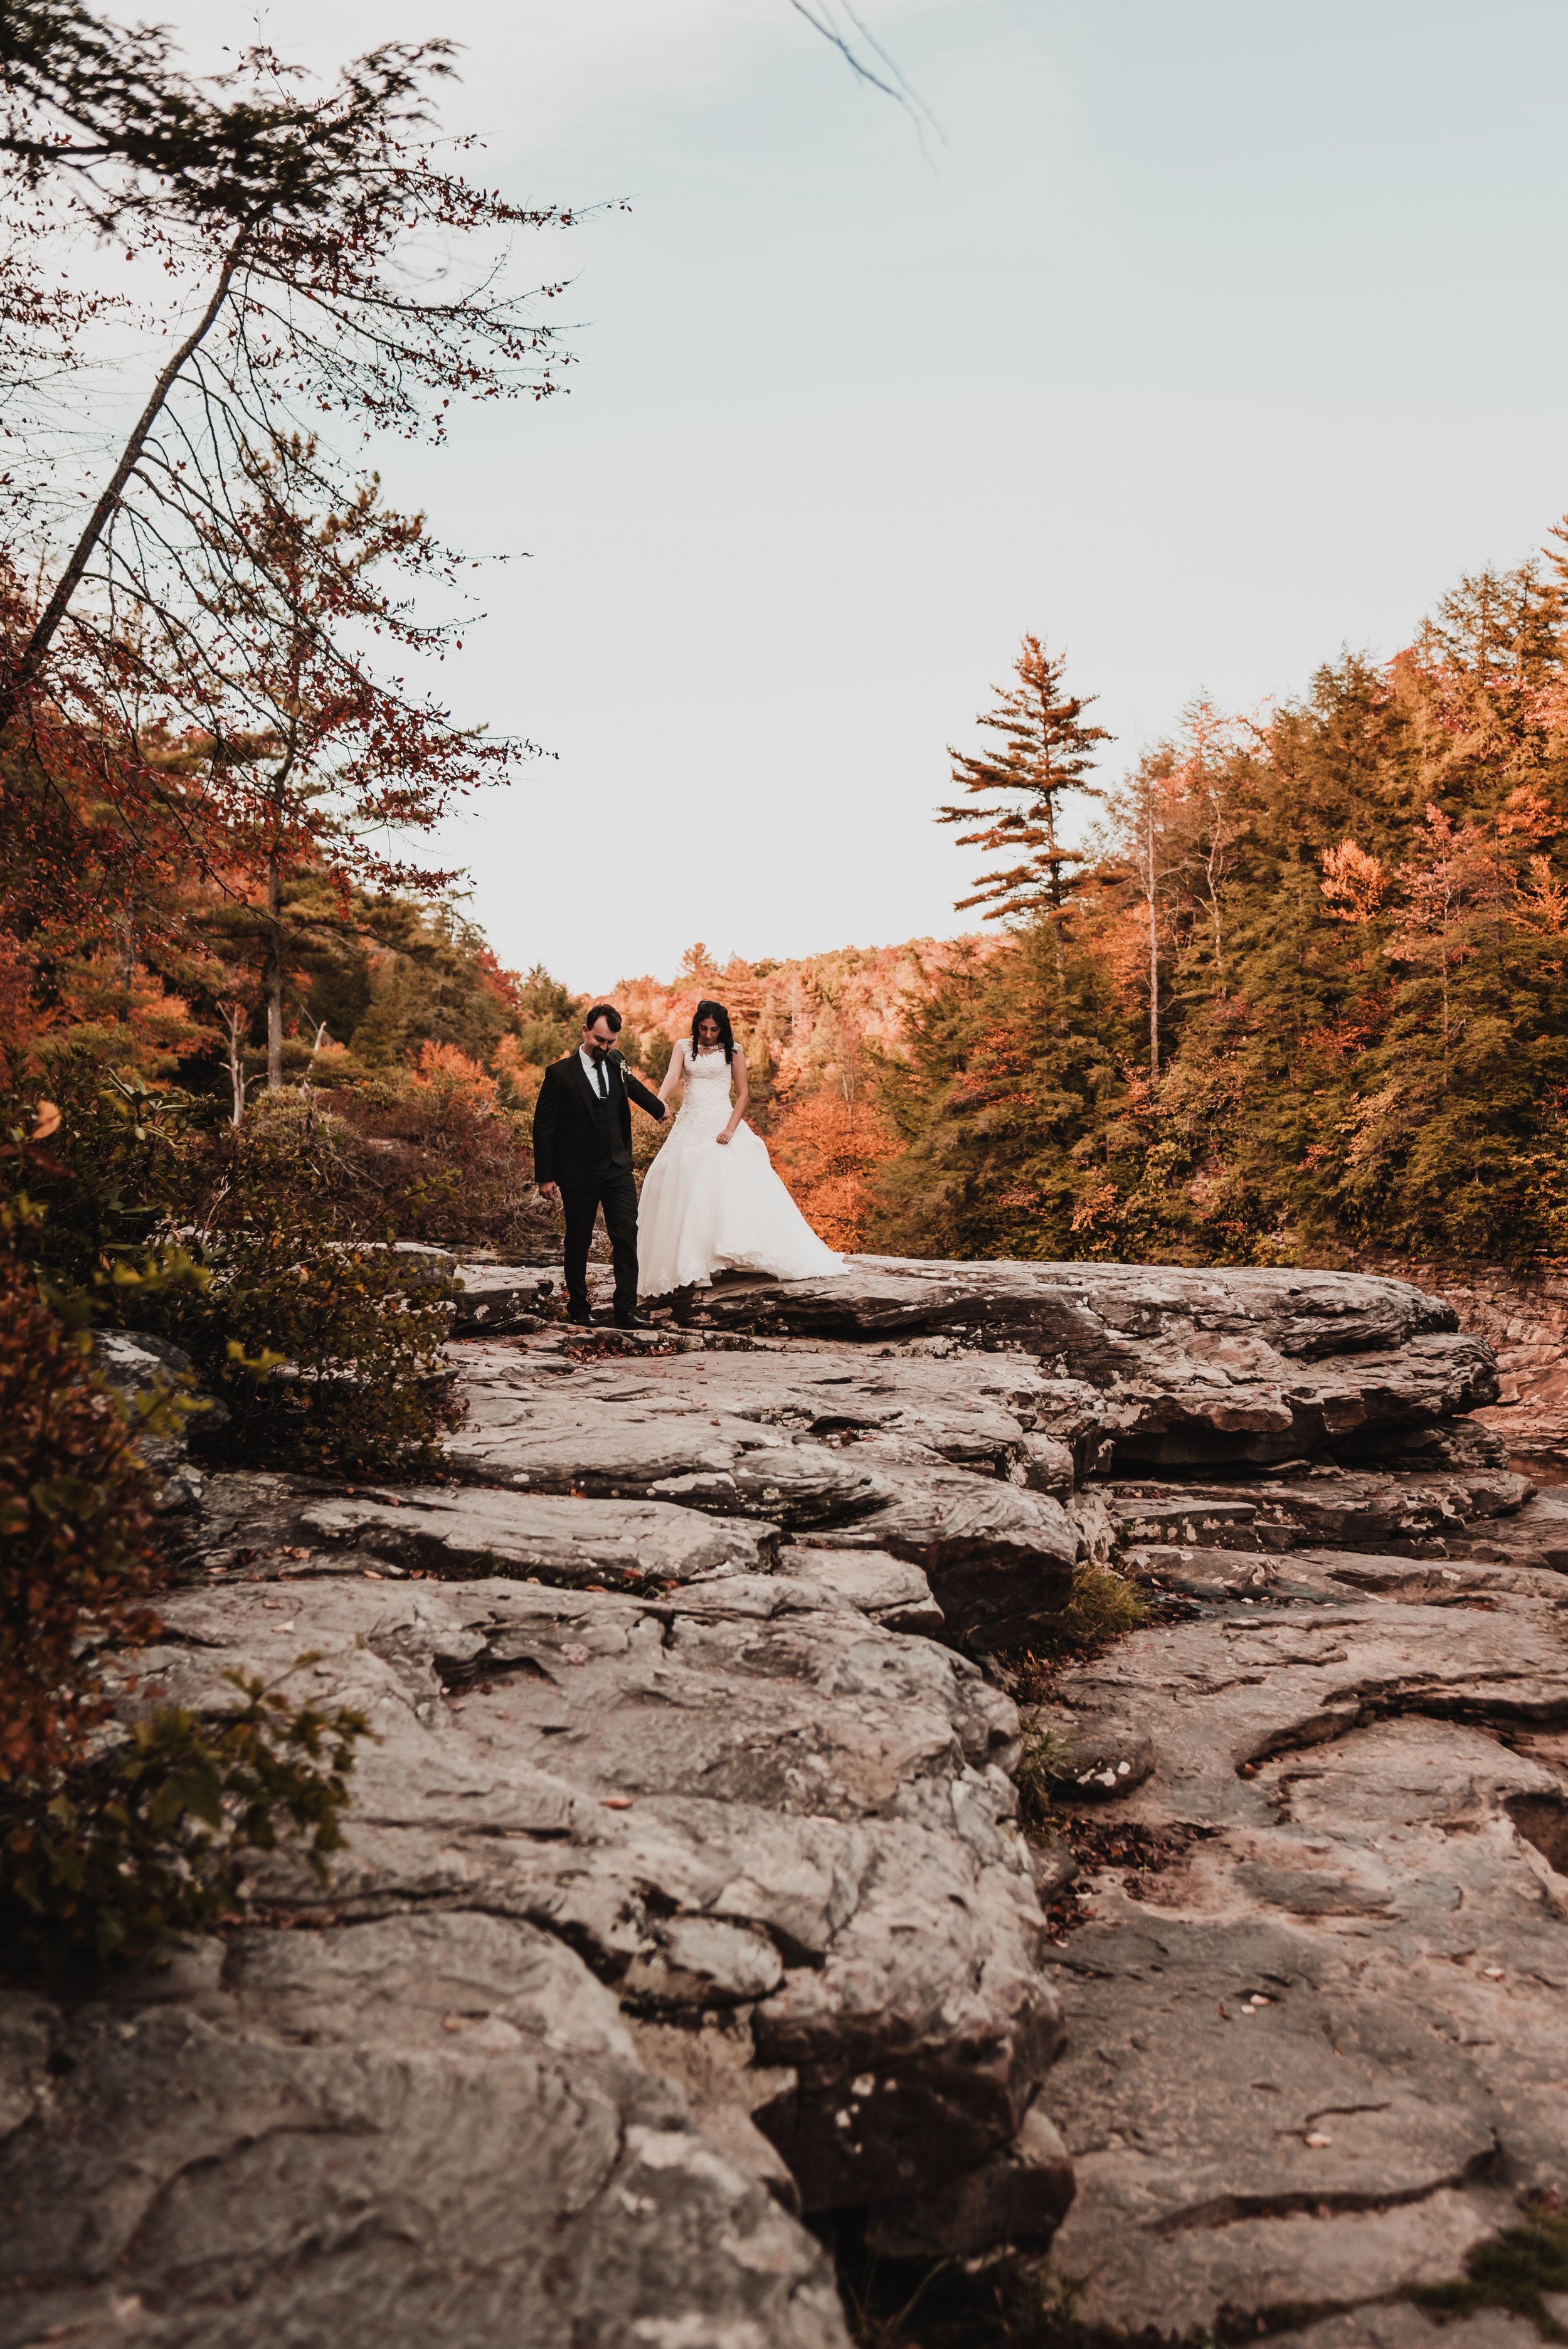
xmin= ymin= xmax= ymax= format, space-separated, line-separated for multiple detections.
xmin=593 ymin=1053 xmax=608 ymax=1101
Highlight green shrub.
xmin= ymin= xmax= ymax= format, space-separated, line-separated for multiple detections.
xmin=0 ymin=1252 xmax=369 ymax=1973
xmin=1052 ymin=1563 xmax=1149 ymax=1652
xmin=158 ymin=1206 xmax=462 ymax=1477
xmin=2 ymin=1063 xmax=463 ymax=1478
xmin=1014 ymin=1719 xmax=1067 ymax=1838
xmin=1 ymin=1670 xmax=367 ymax=1971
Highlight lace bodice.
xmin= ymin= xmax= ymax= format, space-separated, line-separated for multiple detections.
xmin=666 ymin=1042 xmax=736 ymax=1145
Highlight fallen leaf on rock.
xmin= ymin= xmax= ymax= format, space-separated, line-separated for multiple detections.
xmin=602 ymin=1796 xmax=633 ymax=1810
xmin=1305 ymin=2133 xmax=1333 ymax=2148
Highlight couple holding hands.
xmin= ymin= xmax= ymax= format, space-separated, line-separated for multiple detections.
xmin=531 ymin=997 xmax=844 ymax=1328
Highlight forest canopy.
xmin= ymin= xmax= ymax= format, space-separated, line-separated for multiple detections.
xmin=876 ymin=543 xmax=1568 ymax=1270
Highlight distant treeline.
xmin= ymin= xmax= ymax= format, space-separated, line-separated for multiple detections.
xmin=877 ymin=548 xmax=1568 ymax=1268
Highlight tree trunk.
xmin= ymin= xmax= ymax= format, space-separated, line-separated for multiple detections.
xmin=266 ymin=847 xmax=283 ymax=1088
xmin=225 ymin=1006 xmax=246 ymax=1128
xmin=0 ymin=233 xmax=248 ymax=726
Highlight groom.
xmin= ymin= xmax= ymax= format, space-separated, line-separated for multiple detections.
xmin=532 ymin=1003 xmax=667 ymax=1328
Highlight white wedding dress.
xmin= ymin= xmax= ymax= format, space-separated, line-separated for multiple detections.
xmin=637 ymin=1042 xmax=845 ymax=1296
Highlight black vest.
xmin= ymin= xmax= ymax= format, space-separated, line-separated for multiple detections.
xmin=585 ymin=1057 xmax=631 ymax=1170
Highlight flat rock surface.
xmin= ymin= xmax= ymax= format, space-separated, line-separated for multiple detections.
xmin=181 ymin=1467 xmax=783 ymax=1587
xmin=442 ymin=1338 xmax=1080 ymax=1641
xmin=0 ymin=1913 xmax=848 ymax=2349
xmin=1034 ymin=1549 xmax=1568 ymax=2340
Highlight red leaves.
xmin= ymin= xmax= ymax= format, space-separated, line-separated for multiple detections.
xmin=0 ymin=1262 xmax=163 ymax=1787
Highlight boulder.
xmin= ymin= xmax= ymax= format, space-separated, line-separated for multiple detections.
xmin=1042 ymin=1720 xmax=1157 ymax=1799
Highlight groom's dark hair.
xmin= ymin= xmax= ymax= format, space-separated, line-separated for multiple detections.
xmin=585 ymin=1004 xmax=622 ymax=1033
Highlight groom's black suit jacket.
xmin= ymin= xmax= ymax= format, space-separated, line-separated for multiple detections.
xmin=531 ymin=1049 xmax=665 ymax=1189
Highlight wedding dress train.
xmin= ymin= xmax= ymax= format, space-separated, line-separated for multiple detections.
xmin=637 ymin=1043 xmax=844 ymax=1295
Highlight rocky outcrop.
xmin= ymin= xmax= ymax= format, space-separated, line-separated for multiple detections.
xmin=1111 ymin=1464 xmax=1535 ymax=1557
xmin=693 ymin=1259 xmax=1499 ymax=1466
xmin=14 ymin=1252 xmax=1561 ymax=2346
xmin=1364 ymin=1256 xmax=1568 ymax=1477
xmin=0 ymin=1525 xmax=1068 ymax=2337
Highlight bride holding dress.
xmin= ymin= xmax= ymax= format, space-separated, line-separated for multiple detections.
xmin=637 ymin=999 xmax=845 ymax=1298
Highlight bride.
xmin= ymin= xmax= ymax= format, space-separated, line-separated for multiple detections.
xmin=637 ymin=999 xmax=845 ymax=1297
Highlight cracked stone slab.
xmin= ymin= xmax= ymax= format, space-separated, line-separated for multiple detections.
xmin=120 ymin=1567 xmax=1064 ymax=2234
xmin=438 ymin=1349 xmax=1079 ymax=1642
xmin=1459 ymin=1487 xmax=1568 ymax=1572
xmin=789 ymin=1470 xmax=1078 ymax=1648
xmin=1106 ymin=1466 xmax=1534 ymax=1558
xmin=450 ymin=1340 xmax=1089 ymax=1473
xmin=177 ymin=1469 xmax=782 ymax=1588
xmin=0 ymin=1911 xmax=850 ymax=2349
xmin=1030 ymin=1548 xmax=1568 ymax=2338
xmin=442 ymin=1379 xmax=892 ymax=1528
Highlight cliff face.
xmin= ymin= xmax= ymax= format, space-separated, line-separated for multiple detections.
xmin=6 ymin=1256 xmax=1568 ymax=2346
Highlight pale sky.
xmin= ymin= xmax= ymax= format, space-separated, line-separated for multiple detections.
xmin=151 ymin=2 xmax=1568 ymax=988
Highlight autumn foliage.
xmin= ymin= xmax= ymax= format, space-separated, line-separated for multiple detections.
xmin=768 ymin=1092 xmax=899 ymax=1253
xmin=0 ymin=1259 xmax=161 ymax=1785
xmin=882 ymin=548 xmax=1568 ymax=1268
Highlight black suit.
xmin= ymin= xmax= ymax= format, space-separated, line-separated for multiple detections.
xmin=531 ymin=1049 xmax=666 ymax=1320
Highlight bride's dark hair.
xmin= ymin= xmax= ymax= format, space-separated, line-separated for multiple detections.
xmin=691 ymin=999 xmax=735 ymax=1064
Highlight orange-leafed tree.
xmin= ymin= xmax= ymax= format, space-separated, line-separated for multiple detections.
xmin=769 ymin=1090 xmax=898 ymax=1254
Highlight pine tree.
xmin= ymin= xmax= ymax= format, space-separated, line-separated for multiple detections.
xmin=938 ymin=636 xmax=1113 ymax=923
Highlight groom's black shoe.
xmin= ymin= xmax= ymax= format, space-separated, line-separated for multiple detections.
xmin=565 ymin=1305 xmax=596 ymax=1327
xmin=615 ymin=1312 xmax=657 ymax=1331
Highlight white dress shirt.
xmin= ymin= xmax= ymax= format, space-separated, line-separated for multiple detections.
xmin=579 ymin=1043 xmax=612 ymax=1099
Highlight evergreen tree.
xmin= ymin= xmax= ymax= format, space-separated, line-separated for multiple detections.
xmin=938 ymin=637 xmax=1113 ymax=923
